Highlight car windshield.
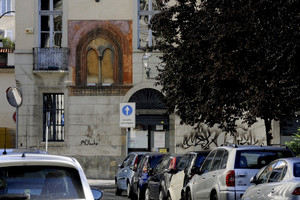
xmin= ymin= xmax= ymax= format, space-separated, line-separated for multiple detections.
xmin=0 ymin=166 xmax=85 ymax=199
xmin=235 ymin=150 xmax=294 ymax=169
xmin=294 ymin=163 xmax=300 ymax=177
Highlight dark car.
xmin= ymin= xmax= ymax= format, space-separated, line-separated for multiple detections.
xmin=115 ymin=152 xmax=146 ymax=197
xmin=131 ymin=153 xmax=165 ymax=200
xmin=168 ymin=151 xmax=210 ymax=200
xmin=146 ymin=153 xmax=183 ymax=200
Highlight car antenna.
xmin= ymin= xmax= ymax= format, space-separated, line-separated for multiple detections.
xmin=2 ymin=130 xmax=7 ymax=155
xmin=22 ymin=153 xmax=26 ymax=157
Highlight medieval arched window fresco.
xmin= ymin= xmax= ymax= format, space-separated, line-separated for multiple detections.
xmin=85 ymin=37 xmax=115 ymax=86
xmin=75 ymin=28 xmax=124 ymax=87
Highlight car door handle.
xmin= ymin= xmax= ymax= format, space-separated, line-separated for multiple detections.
xmin=257 ymin=190 xmax=260 ymax=194
xmin=212 ymin=174 xmax=216 ymax=177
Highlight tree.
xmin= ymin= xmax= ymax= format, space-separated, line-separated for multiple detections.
xmin=0 ymin=36 xmax=15 ymax=49
xmin=151 ymin=0 xmax=300 ymax=145
xmin=285 ymin=128 xmax=300 ymax=156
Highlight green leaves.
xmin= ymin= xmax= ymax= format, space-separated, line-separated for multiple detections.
xmin=151 ymin=0 xmax=300 ymax=140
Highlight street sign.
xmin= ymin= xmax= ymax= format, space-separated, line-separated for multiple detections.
xmin=120 ymin=103 xmax=136 ymax=127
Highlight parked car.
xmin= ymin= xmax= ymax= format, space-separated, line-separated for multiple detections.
xmin=0 ymin=153 xmax=103 ymax=200
xmin=131 ymin=153 xmax=165 ymax=200
xmin=182 ymin=144 xmax=294 ymax=200
xmin=242 ymin=157 xmax=300 ymax=200
xmin=115 ymin=152 xmax=146 ymax=197
xmin=167 ymin=151 xmax=210 ymax=200
xmin=146 ymin=153 xmax=183 ymax=200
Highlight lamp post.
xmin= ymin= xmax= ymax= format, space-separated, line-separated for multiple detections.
xmin=0 ymin=11 xmax=15 ymax=19
xmin=142 ymin=52 xmax=151 ymax=79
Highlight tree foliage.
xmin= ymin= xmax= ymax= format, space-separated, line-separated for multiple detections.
xmin=151 ymin=0 xmax=300 ymax=144
xmin=285 ymin=128 xmax=300 ymax=156
xmin=0 ymin=36 xmax=15 ymax=49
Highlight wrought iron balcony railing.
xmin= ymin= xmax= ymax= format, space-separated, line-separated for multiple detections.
xmin=33 ymin=47 xmax=69 ymax=71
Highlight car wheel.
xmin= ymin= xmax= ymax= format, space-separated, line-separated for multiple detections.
xmin=138 ymin=188 xmax=145 ymax=200
xmin=145 ymin=187 xmax=150 ymax=200
xmin=186 ymin=190 xmax=192 ymax=200
xmin=210 ymin=191 xmax=218 ymax=200
xmin=127 ymin=182 xmax=132 ymax=198
xmin=167 ymin=192 xmax=172 ymax=200
xmin=159 ymin=190 xmax=165 ymax=200
xmin=115 ymin=182 xmax=122 ymax=196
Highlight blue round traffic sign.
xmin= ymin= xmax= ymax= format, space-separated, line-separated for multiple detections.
xmin=122 ymin=105 xmax=133 ymax=116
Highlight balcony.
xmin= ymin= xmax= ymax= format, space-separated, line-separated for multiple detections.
xmin=33 ymin=47 xmax=69 ymax=71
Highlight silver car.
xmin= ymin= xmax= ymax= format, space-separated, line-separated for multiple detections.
xmin=115 ymin=152 xmax=146 ymax=197
xmin=242 ymin=157 xmax=300 ymax=200
xmin=182 ymin=144 xmax=294 ymax=200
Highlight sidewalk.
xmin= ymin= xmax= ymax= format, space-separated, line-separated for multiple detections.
xmin=88 ymin=179 xmax=115 ymax=189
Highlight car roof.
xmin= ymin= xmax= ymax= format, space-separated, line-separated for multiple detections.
xmin=219 ymin=144 xmax=292 ymax=151
xmin=0 ymin=148 xmax=48 ymax=155
xmin=0 ymin=154 xmax=80 ymax=169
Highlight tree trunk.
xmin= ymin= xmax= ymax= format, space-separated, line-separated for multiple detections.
xmin=264 ymin=118 xmax=273 ymax=146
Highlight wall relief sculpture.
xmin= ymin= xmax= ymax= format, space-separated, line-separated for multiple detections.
xmin=176 ymin=122 xmax=266 ymax=150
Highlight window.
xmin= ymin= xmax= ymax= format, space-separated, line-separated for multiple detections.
xmin=257 ymin=162 xmax=277 ymax=184
xmin=268 ymin=160 xmax=286 ymax=182
xmin=86 ymin=38 xmax=115 ymax=86
xmin=211 ymin=150 xmax=224 ymax=171
xmin=39 ymin=0 xmax=62 ymax=48
xmin=200 ymin=150 xmax=217 ymax=174
xmin=43 ymin=93 xmax=64 ymax=142
xmin=75 ymin=28 xmax=124 ymax=87
xmin=138 ymin=0 xmax=162 ymax=48
xmin=0 ymin=0 xmax=14 ymax=15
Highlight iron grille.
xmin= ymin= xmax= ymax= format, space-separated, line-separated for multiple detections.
xmin=43 ymin=93 xmax=64 ymax=141
xmin=33 ymin=47 xmax=69 ymax=70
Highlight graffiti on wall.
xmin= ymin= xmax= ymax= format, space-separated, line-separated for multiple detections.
xmin=176 ymin=123 xmax=265 ymax=150
xmin=80 ymin=125 xmax=100 ymax=146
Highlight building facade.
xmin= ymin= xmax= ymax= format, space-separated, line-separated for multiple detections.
xmin=12 ymin=0 xmax=295 ymax=179
xmin=0 ymin=0 xmax=16 ymax=149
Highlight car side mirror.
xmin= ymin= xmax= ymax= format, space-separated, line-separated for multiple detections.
xmin=118 ymin=164 xmax=124 ymax=169
xmin=250 ymin=176 xmax=258 ymax=185
xmin=91 ymin=188 xmax=103 ymax=200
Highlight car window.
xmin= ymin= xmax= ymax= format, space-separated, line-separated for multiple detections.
xmin=219 ymin=150 xmax=228 ymax=169
xmin=257 ymin=162 xmax=277 ymax=184
xmin=201 ymin=150 xmax=217 ymax=174
xmin=149 ymin=155 xmax=164 ymax=169
xmin=194 ymin=154 xmax=206 ymax=168
xmin=0 ymin=166 xmax=84 ymax=199
xmin=177 ymin=154 xmax=190 ymax=171
xmin=138 ymin=156 xmax=147 ymax=169
xmin=211 ymin=150 xmax=224 ymax=171
xmin=293 ymin=163 xmax=300 ymax=177
xmin=122 ymin=154 xmax=132 ymax=167
xmin=154 ymin=155 xmax=169 ymax=172
xmin=268 ymin=160 xmax=286 ymax=182
xmin=235 ymin=150 xmax=293 ymax=169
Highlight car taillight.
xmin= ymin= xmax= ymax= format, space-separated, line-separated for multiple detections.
xmin=133 ymin=156 xmax=138 ymax=170
xmin=143 ymin=161 xmax=148 ymax=173
xmin=169 ymin=157 xmax=177 ymax=170
xmin=292 ymin=187 xmax=300 ymax=195
xmin=226 ymin=170 xmax=235 ymax=187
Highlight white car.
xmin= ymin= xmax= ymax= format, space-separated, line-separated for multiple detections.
xmin=167 ymin=151 xmax=209 ymax=200
xmin=182 ymin=144 xmax=294 ymax=200
xmin=242 ymin=157 xmax=300 ymax=200
xmin=0 ymin=153 xmax=102 ymax=199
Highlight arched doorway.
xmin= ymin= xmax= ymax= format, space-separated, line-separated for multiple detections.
xmin=127 ymin=88 xmax=169 ymax=153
